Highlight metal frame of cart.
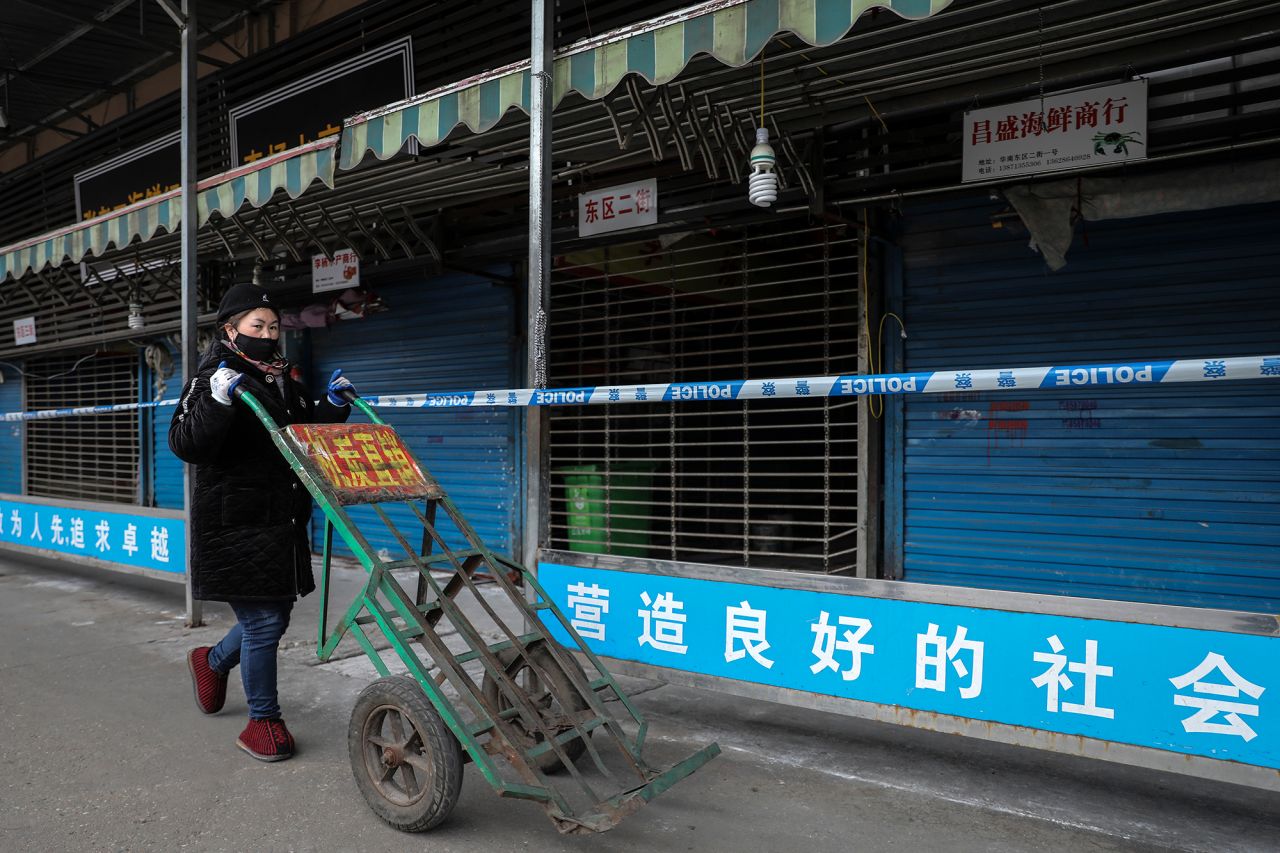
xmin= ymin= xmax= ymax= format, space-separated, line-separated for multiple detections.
xmin=236 ymin=386 xmax=719 ymax=834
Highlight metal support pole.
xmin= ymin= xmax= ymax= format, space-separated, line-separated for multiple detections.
xmin=522 ymin=0 xmax=553 ymax=573
xmin=179 ymin=0 xmax=202 ymax=627
xmin=855 ymin=217 xmax=884 ymax=580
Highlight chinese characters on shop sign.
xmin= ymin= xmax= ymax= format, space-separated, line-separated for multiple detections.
xmin=578 ymin=178 xmax=658 ymax=237
xmin=962 ymin=80 xmax=1148 ymax=182
xmin=74 ymin=133 xmax=182 ymax=222
xmin=81 ymin=180 xmax=182 ymax=221
xmin=13 ymin=317 xmax=36 ymax=346
xmin=311 ymin=248 xmax=361 ymax=293
xmin=229 ymin=38 xmax=412 ymax=166
xmin=539 ymin=563 xmax=1275 ymax=769
xmin=0 ymin=499 xmax=183 ymax=573
xmin=286 ymin=423 xmax=432 ymax=504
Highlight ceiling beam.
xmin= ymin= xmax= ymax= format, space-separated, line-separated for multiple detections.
xmin=3 ymin=0 xmax=139 ymax=80
xmin=0 ymin=1 xmax=277 ymax=154
xmin=152 ymin=0 xmax=188 ymax=29
xmin=8 ymin=0 xmax=178 ymax=56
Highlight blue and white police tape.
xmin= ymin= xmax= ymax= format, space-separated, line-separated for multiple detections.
xmin=366 ymin=354 xmax=1280 ymax=409
xmin=1 ymin=399 xmax=177 ymax=423
xmin=2 ymin=355 xmax=1277 ymax=420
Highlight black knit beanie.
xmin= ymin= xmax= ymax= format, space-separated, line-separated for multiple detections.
xmin=216 ymin=284 xmax=278 ymax=325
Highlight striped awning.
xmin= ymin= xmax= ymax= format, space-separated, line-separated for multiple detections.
xmin=342 ymin=0 xmax=954 ymax=169
xmin=0 ymin=137 xmax=337 ymax=283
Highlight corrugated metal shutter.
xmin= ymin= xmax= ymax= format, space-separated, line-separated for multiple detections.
xmin=148 ymin=342 xmax=185 ymax=509
xmin=308 ymin=271 xmax=519 ymax=558
xmin=896 ymin=198 xmax=1280 ymax=613
xmin=0 ymin=364 xmax=23 ymax=493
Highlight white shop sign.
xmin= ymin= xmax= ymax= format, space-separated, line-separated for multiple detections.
xmin=578 ymin=178 xmax=658 ymax=237
xmin=13 ymin=317 xmax=36 ymax=346
xmin=312 ymin=248 xmax=360 ymax=293
xmin=962 ymin=80 xmax=1148 ymax=183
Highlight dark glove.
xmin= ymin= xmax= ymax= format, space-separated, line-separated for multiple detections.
xmin=326 ymin=369 xmax=355 ymax=406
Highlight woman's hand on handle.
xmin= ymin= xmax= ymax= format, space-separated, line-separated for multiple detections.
xmin=210 ymin=361 xmax=244 ymax=406
xmin=326 ymin=369 xmax=357 ymax=406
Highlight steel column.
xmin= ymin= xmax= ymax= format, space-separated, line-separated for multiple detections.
xmin=178 ymin=0 xmax=202 ymax=627
xmin=855 ymin=218 xmax=881 ymax=579
xmin=523 ymin=0 xmax=553 ymax=570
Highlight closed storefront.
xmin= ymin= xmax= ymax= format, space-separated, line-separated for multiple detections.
xmin=892 ymin=197 xmax=1280 ymax=612
xmin=0 ymin=365 xmax=22 ymax=493
xmin=147 ymin=343 xmax=185 ymax=510
xmin=308 ymin=270 xmax=521 ymax=559
xmin=24 ymin=351 xmax=141 ymax=505
xmin=547 ymin=220 xmax=862 ymax=574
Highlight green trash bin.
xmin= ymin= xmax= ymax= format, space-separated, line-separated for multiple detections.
xmin=558 ymin=462 xmax=654 ymax=557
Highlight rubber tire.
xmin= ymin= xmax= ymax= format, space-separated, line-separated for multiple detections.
xmin=481 ymin=641 xmax=591 ymax=774
xmin=348 ymin=675 xmax=463 ymax=833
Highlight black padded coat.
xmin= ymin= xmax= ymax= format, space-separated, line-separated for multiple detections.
xmin=168 ymin=340 xmax=349 ymax=602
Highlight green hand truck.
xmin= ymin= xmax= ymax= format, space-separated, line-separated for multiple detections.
xmin=236 ymin=385 xmax=719 ymax=834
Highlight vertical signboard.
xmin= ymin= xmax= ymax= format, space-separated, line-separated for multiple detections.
xmin=13 ymin=317 xmax=36 ymax=346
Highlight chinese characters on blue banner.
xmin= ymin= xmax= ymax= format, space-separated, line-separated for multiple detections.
xmin=0 ymin=499 xmax=184 ymax=574
xmin=538 ymin=563 xmax=1275 ymax=769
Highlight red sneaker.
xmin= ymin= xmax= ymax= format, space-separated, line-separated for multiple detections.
xmin=187 ymin=646 xmax=227 ymax=714
xmin=237 ymin=718 xmax=295 ymax=762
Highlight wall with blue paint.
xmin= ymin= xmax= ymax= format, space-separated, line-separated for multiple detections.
xmin=307 ymin=270 xmax=520 ymax=559
xmin=0 ymin=363 xmax=24 ymax=494
xmin=893 ymin=198 xmax=1280 ymax=612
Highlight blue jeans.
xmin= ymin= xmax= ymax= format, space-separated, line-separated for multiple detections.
xmin=208 ymin=601 xmax=294 ymax=720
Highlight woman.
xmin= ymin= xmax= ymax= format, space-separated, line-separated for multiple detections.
xmin=170 ymin=283 xmax=355 ymax=762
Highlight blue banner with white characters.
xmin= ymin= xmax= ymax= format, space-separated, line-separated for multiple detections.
xmin=0 ymin=498 xmax=184 ymax=574
xmin=538 ymin=562 xmax=1277 ymax=770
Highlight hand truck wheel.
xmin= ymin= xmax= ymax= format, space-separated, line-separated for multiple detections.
xmin=348 ymin=675 xmax=464 ymax=833
xmin=481 ymin=640 xmax=591 ymax=774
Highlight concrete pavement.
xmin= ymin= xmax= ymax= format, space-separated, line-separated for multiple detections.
xmin=1 ymin=553 xmax=1277 ymax=852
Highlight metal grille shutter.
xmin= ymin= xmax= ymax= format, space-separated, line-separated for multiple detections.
xmin=897 ymin=198 xmax=1280 ymax=613
xmin=309 ymin=272 xmax=519 ymax=558
xmin=547 ymin=221 xmax=861 ymax=574
xmin=25 ymin=351 xmax=140 ymax=504
xmin=0 ymin=365 xmax=23 ymax=493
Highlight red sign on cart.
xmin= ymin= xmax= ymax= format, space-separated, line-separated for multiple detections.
xmin=285 ymin=423 xmax=437 ymax=504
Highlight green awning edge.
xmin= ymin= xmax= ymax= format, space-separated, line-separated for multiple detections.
xmin=340 ymin=0 xmax=955 ymax=170
xmin=0 ymin=139 xmax=337 ymax=284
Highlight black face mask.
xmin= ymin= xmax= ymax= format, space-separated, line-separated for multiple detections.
xmin=232 ymin=334 xmax=280 ymax=363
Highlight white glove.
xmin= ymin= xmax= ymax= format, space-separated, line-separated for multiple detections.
xmin=210 ymin=361 xmax=243 ymax=406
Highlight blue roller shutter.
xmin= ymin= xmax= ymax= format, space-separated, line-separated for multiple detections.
xmin=308 ymin=270 xmax=520 ymax=559
xmin=148 ymin=343 xmax=185 ymax=509
xmin=895 ymin=198 xmax=1280 ymax=613
xmin=0 ymin=364 xmax=23 ymax=494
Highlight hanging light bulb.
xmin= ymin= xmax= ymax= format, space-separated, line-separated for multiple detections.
xmin=748 ymin=127 xmax=778 ymax=208
xmin=126 ymin=281 xmax=145 ymax=329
